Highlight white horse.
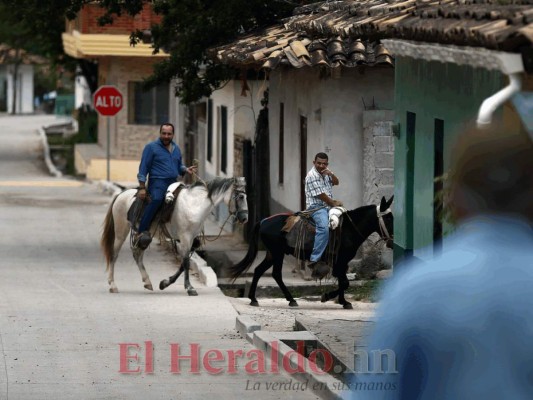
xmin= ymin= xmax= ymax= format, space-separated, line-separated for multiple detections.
xmin=101 ymin=177 xmax=248 ymax=295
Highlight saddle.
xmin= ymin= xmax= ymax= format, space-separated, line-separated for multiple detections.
xmin=127 ymin=182 xmax=186 ymax=232
xmin=282 ymin=207 xmax=346 ymax=276
xmin=127 ymin=196 xmax=147 ymax=232
xmin=282 ymin=213 xmax=316 ymax=252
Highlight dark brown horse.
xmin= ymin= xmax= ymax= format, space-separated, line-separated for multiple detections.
xmin=228 ymin=196 xmax=394 ymax=309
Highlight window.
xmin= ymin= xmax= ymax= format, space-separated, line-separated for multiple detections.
xmin=278 ymin=102 xmax=284 ymax=184
xmin=433 ymin=118 xmax=444 ymax=254
xmin=406 ymin=112 xmax=416 ymax=252
xmin=207 ymin=99 xmax=213 ymax=162
xmin=220 ymin=105 xmax=228 ymax=174
xmin=128 ymin=81 xmax=169 ymax=125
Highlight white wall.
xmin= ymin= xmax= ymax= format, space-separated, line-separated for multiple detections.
xmin=6 ymin=64 xmax=34 ymax=114
xmin=206 ymin=79 xmax=264 ymax=178
xmin=269 ymin=67 xmax=394 ymax=212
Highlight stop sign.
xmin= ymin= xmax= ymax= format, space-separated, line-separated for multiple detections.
xmin=93 ymin=85 xmax=123 ymax=116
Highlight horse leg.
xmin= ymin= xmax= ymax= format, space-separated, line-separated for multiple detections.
xmin=183 ymin=258 xmax=197 ymax=296
xmin=247 ymin=253 xmax=273 ymax=307
xmin=107 ymin=250 xmax=120 ymax=294
xmin=337 ymin=274 xmax=352 ymax=309
xmin=159 ymin=264 xmax=184 ymax=290
xmin=271 ymin=256 xmax=298 ymax=307
xmin=132 ymin=247 xmax=154 ymax=291
xmin=107 ymin=224 xmax=129 ymax=293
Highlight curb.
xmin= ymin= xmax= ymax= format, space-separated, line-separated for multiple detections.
xmin=189 ymin=252 xmax=218 ymax=287
xmin=235 ymin=315 xmax=346 ymax=400
xmin=38 ymin=127 xmax=63 ymax=178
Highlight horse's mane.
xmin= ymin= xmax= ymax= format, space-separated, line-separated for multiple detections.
xmin=346 ymin=205 xmax=375 ymax=221
xmin=204 ymin=177 xmax=234 ymax=200
xmin=159 ymin=177 xmax=234 ymax=223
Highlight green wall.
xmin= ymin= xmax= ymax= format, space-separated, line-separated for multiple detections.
xmin=393 ymin=57 xmax=503 ymax=262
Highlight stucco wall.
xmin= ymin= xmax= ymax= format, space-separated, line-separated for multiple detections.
xmin=268 ymin=66 xmax=395 ymax=212
xmin=3 ymin=64 xmax=34 ymax=114
xmin=206 ymin=79 xmax=264 ymax=179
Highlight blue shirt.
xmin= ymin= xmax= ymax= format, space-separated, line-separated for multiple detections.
xmin=345 ymin=216 xmax=533 ymax=400
xmin=305 ymin=166 xmax=333 ymax=209
xmin=137 ymin=138 xmax=186 ymax=183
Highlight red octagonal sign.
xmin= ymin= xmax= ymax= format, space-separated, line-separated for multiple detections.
xmin=94 ymin=85 xmax=123 ymax=116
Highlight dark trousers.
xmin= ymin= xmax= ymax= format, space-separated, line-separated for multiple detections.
xmin=138 ymin=178 xmax=176 ymax=233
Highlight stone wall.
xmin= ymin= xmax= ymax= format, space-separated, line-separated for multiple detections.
xmin=352 ymin=109 xmax=395 ymax=277
xmin=362 ymin=110 xmax=395 ymax=205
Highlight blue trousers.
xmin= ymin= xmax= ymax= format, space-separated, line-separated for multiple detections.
xmin=309 ymin=207 xmax=329 ymax=262
xmin=138 ymin=178 xmax=176 ymax=233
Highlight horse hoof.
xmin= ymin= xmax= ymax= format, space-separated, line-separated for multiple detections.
xmin=187 ymin=288 xmax=198 ymax=296
xmin=289 ymin=300 xmax=299 ymax=307
xmin=144 ymin=283 xmax=153 ymax=291
xmin=343 ymin=302 xmax=353 ymax=310
xmin=109 ymin=287 xmax=119 ymax=294
xmin=321 ymin=293 xmax=328 ymax=303
xmin=159 ymin=280 xmax=168 ymax=290
xmin=249 ymin=300 xmax=259 ymax=307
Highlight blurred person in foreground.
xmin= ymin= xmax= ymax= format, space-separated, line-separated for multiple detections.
xmin=345 ymin=125 xmax=533 ymax=399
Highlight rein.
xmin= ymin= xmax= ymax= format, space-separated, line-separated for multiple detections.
xmin=204 ymin=178 xmax=247 ymax=242
xmin=343 ymin=205 xmax=393 ymax=247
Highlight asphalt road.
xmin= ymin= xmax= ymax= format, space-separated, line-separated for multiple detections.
xmin=0 ymin=115 xmax=319 ymax=400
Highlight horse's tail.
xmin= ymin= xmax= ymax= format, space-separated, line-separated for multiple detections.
xmin=228 ymin=221 xmax=261 ymax=281
xmin=101 ymin=194 xmax=119 ymax=271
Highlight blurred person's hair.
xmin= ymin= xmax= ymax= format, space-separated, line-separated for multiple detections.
xmin=449 ymin=124 xmax=533 ymax=223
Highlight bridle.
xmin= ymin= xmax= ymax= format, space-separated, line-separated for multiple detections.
xmin=342 ymin=204 xmax=393 ymax=245
xmin=229 ymin=182 xmax=248 ymax=222
xmin=204 ymin=179 xmax=248 ymax=242
xmin=376 ymin=205 xmax=393 ymax=244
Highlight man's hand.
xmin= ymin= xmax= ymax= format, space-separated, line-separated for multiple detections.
xmin=138 ymin=187 xmax=147 ymax=200
xmin=186 ymin=165 xmax=198 ymax=175
xmin=331 ymin=199 xmax=343 ymax=207
xmin=322 ymin=168 xmax=333 ymax=176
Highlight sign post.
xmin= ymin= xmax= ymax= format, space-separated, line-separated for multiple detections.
xmin=93 ymin=85 xmax=124 ymax=181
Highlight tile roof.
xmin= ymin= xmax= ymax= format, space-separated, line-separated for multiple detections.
xmin=214 ymin=24 xmax=394 ymax=69
xmin=0 ymin=44 xmax=46 ymax=65
xmin=287 ymin=0 xmax=533 ymax=52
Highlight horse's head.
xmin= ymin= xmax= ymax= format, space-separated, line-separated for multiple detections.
xmin=230 ymin=177 xmax=248 ymax=224
xmin=377 ymin=195 xmax=394 ymax=248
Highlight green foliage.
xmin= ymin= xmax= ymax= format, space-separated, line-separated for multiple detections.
xmin=0 ymin=0 xmax=77 ymax=66
xmin=81 ymin=0 xmax=314 ymax=104
xmin=1 ymin=0 xmax=318 ymax=103
xmin=345 ymin=280 xmax=383 ymax=302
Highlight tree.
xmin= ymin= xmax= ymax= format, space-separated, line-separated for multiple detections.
xmin=1 ymin=0 xmax=315 ymax=104
xmin=65 ymin=0 xmax=313 ymax=104
xmin=0 ymin=0 xmax=95 ymax=102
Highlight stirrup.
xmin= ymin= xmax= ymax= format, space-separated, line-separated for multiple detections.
xmin=134 ymin=231 xmax=152 ymax=250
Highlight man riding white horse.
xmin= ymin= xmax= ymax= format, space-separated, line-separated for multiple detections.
xmin=135 ymin=122 xmax=197 ymax=248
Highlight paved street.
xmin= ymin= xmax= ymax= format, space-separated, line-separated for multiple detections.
xmin=0 ymin=115 xmax=319 ymax=400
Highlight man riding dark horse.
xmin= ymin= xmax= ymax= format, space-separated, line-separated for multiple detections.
xmin=228 ymin=196 xmax=394 ymax=309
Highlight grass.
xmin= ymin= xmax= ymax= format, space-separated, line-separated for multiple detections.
xmin=219 ymin=279 xmax=384 ymax=303
xmin=345 ymin=280 xmax=383 ymax=302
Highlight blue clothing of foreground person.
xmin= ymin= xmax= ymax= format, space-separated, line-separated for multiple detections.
xmin=345 ymin=125 xmax=533 ymax=399
xmin=347 ymin=217 xmax=533 ymax=399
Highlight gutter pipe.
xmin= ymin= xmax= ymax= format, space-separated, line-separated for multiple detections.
xmin=476 ymin=53 xmax=524 ymax=128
